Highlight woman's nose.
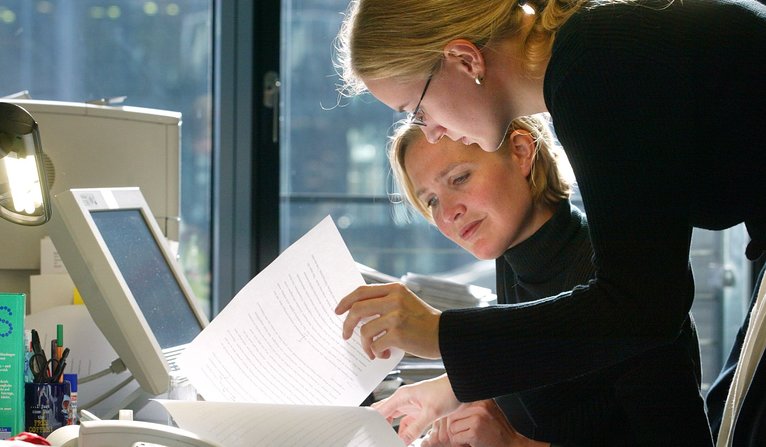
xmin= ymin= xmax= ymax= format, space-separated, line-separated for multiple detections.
xmin=420 ymin=124 xmax=445 ymax=144
xmin=440 ymin=199 xmax=464 ymax=224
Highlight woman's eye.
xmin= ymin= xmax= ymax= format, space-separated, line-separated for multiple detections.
xmin=453 ymin=173 xmax=470 ymax=185
xmin=426 ymin=196 xmax=439 ymax=209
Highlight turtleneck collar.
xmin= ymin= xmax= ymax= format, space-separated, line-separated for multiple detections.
xmin=501 ymin=199 xmax=587 ymax=281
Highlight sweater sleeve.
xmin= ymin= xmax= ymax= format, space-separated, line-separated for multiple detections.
xmin=440 ymin=6 xmax=701 ymax=401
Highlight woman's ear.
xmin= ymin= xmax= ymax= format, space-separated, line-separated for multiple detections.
xmin=509 ymin=130 xmax=536 ymax=177
xmin=443 ymin=39 xmax=485 ymax=81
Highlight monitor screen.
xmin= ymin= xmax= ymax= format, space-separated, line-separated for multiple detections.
xmin=90 ymin=209 xmax=202 ymax=349
xmin=49 ymin=187 xmax=208 ymax=395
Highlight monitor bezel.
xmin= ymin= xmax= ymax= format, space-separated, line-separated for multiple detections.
xmin=48 ymin=187 xmax=208 ymax=395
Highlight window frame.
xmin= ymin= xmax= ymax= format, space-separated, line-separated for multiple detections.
xmin=213 ymin=0 xmax=280 ymax=312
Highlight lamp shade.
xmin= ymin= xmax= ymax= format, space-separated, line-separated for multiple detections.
xmin=0 ymin=102 xmax=51 ymax=225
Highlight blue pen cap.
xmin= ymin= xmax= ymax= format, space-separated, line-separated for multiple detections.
xmin=63 ymin=373 xmax=77 ymax=392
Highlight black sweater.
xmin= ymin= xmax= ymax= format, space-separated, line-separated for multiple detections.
xmin=439 ymin=0 xmax=765 ymax=444
xmin=494 ymin=201 xmax=708 ymax=445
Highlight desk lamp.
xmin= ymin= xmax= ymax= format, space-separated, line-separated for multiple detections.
xmin=0 ymin=102 xmax=51 ymax=225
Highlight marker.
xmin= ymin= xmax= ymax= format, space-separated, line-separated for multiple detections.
xmin=56 ymin=324 xmax=65 ymax=382
xmin=57 ymin=324 xmax=64 ymax=349
xmin=56 ymin=324 xmax=64 ymax=361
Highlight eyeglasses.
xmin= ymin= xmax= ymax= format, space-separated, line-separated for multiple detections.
xmin=407 ymin=74 xmax=432 ymax=127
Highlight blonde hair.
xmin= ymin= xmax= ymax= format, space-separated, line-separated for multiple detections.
xmin=389 ymin=114 xmax=573 ymax=222
xmin=335 ymin=0 xmax=586 ymax=97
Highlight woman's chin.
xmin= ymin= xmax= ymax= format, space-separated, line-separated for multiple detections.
xmin=467 ymin=247 xmax=504 ymax=261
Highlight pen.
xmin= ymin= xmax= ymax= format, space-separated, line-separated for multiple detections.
xmin=51 ymin=347 xmax=70 ymax=383
xmin=50 ymin=338 xmax=58 ymax=376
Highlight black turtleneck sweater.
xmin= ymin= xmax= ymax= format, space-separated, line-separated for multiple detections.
xmin=439 ymin=1 xmax=765 ymax=445
xmin=493 ymin=200 xmax=707 ymax=446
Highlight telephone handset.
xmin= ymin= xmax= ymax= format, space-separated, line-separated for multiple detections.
xmin=46 ymin=419 xmax=223 ymax=447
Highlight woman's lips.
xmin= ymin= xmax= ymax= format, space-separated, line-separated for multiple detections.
xmin=460 ymin=219 xmax=482 ymax=240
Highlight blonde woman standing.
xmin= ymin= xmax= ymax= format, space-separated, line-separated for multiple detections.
xmin=334 ymin=0 xmax=766 ymax=445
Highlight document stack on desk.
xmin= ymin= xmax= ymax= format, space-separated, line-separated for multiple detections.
xmin=358 ymin=263 xmax=497 ymax=311
xmin=401 ymin=272 xmax=496 ymax=311
xmin=159 ymin=216 xmax=405 ymax=447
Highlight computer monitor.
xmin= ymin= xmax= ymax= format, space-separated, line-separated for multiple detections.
xmin=48 ymin=187 xmax=209 ymax=395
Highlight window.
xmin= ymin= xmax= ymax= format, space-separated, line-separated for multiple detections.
xmin=0 ymin=0 xmax=213 ymax=313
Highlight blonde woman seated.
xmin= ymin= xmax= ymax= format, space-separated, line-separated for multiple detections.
xmin=351 ymin=115 xmax=704 ymax=446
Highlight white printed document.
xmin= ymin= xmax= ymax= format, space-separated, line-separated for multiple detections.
xmin=157 ymin=400 xmax=403 ymax=447
xmin=169 ymin=216 xmax=405 ymax=446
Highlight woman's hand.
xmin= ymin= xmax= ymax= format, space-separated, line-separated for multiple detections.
xmin=422 ymin=400 xmax=551 ymax=447
xmin=372 ymin=374 xmax=460 ymax=446
xmin=420 ymin=417 xmax=451 ymax=446
xmin=335 ymin=282 xmax=441 ymax=360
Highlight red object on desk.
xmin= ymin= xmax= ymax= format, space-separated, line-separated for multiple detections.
xmin=7 ymin=432 xmax=51 ymax=445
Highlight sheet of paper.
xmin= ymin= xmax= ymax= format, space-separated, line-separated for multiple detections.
xmin=156 ymin=400 xmax=405 ymax=447
xmin=178 ymin=216 xmax=403 ymax=406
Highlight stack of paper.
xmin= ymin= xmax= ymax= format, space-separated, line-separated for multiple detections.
xmin=396 ymin=356 xmax=446 ymax=386
xmin=161 ymin=217 xmax=406 ymax=447
xmin=401 ymin=272 xmax=496 ymax=311
xmin=357 ymin=264 xmax=497 ymax=311
xmin=357 ymin=262 xmax=400 ymax=285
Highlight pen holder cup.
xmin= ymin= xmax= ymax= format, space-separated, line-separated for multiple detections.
xmin=24 ymin=381 xmax=72 ymax=437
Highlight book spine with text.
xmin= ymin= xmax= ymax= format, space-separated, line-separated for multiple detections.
xmin=0 ymin=293 xmax=25 ymax=439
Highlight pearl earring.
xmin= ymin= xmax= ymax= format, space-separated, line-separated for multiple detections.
xmin=475 ymin=76 xmax=484 ymax=85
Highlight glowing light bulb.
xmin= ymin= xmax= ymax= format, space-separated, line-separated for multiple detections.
xmin=3 ymin=154 xmax=43 ymax=214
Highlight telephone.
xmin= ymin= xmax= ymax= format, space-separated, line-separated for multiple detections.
xmin=46 ymin=419 xmax=223 ymax=447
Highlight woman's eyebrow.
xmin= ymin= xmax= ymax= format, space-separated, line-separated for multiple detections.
xmin=414 ymin=162 xmax=462 ymax=198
